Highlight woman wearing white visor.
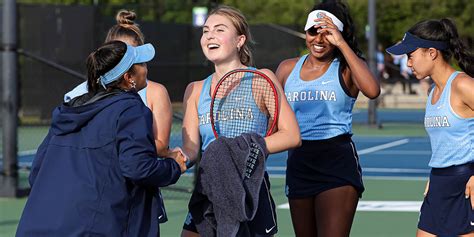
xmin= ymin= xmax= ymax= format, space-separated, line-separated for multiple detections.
xmin=276 ymin=1 xmax=379 ymax=236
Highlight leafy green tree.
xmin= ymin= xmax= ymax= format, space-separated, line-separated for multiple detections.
xmin=13 ymin=0 xmax=474 ymax=48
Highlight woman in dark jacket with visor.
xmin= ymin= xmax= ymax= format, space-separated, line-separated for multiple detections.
xmin=16 ymin=40 xmax=187 ymax=237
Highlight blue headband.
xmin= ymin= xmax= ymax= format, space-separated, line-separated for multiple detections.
xmin=99 ymin=43 xmax=155 ymax=88
xmin=386 ymin=32 xmax=449 ymax=55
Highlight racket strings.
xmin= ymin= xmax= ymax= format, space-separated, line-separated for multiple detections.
xmin=212 ymin=70 xmax=277 ymax=138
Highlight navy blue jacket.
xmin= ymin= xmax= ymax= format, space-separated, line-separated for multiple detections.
xmin=16 ymin=92 xmax=181 ymax=237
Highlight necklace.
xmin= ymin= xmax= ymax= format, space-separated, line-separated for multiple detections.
xmin=306 ymin=59 xmax=333 ymax=71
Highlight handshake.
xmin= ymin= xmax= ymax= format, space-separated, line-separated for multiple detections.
xmin=166 ymin=147 xmax=189 ymax=173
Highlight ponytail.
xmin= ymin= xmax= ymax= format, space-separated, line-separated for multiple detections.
xmin=86 ymin=41 xmax=127 ymax=94
xmin=439 ymin=18 xmax=474 ymax=77
xmin=409 ymin=18 xmax=474 ymax=77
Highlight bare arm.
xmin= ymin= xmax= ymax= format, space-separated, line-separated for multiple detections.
xmin=452 ymin=74 xmax=474 ymax=117
xmin=182 ymin=81 xmax=203 ymax=163
xmin=338 ymin=42 xmax=380 ymax=99
xmin=459 ymin=75 xmax=474 ymax=209
xmin=275 ymin=58 xmax=298 ymax=87
xmin=147 ymin=81 xmax=172 ymax=157
xmin=260 ymin=68 xmax=301 ymax=153
xmin=316 ymin=15 xmax=380 ymax=99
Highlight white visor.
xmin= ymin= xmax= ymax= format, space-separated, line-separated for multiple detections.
xmin=304 ymin=10 xmax=344 ymax=32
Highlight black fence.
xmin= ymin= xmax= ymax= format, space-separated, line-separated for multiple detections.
xmin=1 ymin=4 xmax=304 ymax=122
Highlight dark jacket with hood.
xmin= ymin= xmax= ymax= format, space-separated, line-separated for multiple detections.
xmin=16 ymin=91 xmax=181 ymax=237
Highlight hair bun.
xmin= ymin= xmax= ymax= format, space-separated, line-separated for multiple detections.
xmin=116 ymin=10 xmax=137 ymax=25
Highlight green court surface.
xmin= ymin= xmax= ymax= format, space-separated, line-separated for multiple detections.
xmin=1 ymin=177 xmax=426 ymax=237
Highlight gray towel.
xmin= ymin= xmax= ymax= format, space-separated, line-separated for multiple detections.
xmin=189 ymin=133 xmax=268 ymax=237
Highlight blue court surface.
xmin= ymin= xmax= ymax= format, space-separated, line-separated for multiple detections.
xmin=13 ymin=135 xmax=431 ymax=179
xmin=5 ymin=109 xmax=431 ymax=179
xmin=263 ymin=135 xmax=430 ymax=178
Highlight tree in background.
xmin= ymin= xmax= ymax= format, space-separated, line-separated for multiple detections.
xmin=13 ymin=0 xmax=473 ymax=51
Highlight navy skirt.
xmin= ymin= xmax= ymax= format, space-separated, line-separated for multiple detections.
xmin=418 ymin=162 xmax=474 ymax=236
xmin=285 ymin=134 xmax=364 ymax=198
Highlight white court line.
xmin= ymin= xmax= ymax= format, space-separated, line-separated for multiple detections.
xmin=370 ymin=150 xmax=431 ymax=155
xmin=363 ymin=176 xmax=428 ymax=181
xmin=0 ymin=149 xmax=37 ymax=159
xmin=267 ymin=167 xmax=286 ymax=171
xmin=268 ymin=174 xmax=428 ymax=181
xmin=19 ymin=149 xmax=37 ymax=156
xmin=358 ymin=138 xmax=410 ymax=155
xmin=267 ymin=167 xmax=430 ymax=174
xmin=278 ymin=201 xmax=423 ymax=212
xmin=363 ymin=168 xmax=430 ymax=173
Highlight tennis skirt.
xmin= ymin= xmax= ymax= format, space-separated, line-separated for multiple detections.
xmin=285 ymin=134 xmax=365 ymax=198
xmin=418 ymin=162 xmax=474 ymax=236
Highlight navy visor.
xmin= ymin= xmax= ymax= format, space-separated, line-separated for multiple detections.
xmin=386 ymin=32 xmax=449 ymax=55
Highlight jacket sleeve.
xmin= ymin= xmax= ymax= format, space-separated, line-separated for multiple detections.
xmin=116 ymin=102 xmax=181 ymax=187
xmin=29 ymin=129 xmax=53 ymax=187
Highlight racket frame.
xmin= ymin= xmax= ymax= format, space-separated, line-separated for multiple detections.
xmin=209 ymin=69 xmax=279 ymax=138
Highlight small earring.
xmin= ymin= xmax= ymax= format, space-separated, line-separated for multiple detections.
xmin=131 ymin=80 xmax=136 ymax=89
xmin=237 ymin=46 xmax=241 ymax=52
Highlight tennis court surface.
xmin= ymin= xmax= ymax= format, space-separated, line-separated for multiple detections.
xmin=1 ymin=109 xmax=430 ymax=237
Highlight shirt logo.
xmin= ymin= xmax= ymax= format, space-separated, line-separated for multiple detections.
xmin=424 ymin=116 xmax=450 ymax=128
xmin=285 ymin=90 xmax=337 ymax=102
xmin=265 ymin=225 xmax=276 ymax=233
xmin=321 ymin=80 xmax=333 ymax=85
xmin=199 ymin=108 xmax=254 ymax=125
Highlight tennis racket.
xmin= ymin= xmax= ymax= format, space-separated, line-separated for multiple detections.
xmin=210 ymin=69 xmax=279 ymax=138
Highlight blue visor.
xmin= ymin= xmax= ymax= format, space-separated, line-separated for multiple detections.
xmin=386 ymin=32 xmax=449 ymax=55
xmin=100 ymin=43 xmax=155 ymax=88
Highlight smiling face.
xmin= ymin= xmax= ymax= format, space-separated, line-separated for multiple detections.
xmin=200 ymin=14 xmax=245 ymax=65
xmin=305 ymin=26 xmax=336 ymax=60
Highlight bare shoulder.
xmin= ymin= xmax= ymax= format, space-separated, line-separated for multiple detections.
xmin=257 ymin=68 xmax=286 ymax=96
xmin=147 ymin=81 xmax=169 ymax=97
xmin=453 ymin=72 xmax=474 ymax=89
xmin=277 ymin=58 xmax=299 ymax=71
xmin=275 ymin=57 xmax=299 ymax=85
xmin=257 ymin=68 xmax=279 ymax=84
xmin=452 ymin=72 xmax=474 ymax=96
xmin=257 ymin=68 xmax=276 ymax=77
xmin=183 ymin=79 xmax=206 ymax=102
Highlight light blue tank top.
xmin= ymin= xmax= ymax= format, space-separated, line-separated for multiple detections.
xmin=425 ymin=71 xmax=474 ymax=168
xmin=197 ymin=75 xmax=216 ymax=151
xmin=64 ymin=81 xmax=88 ymax=102
xmin=64 ymin=80 xmax=148 ymax=106
xmin=138 ymin=86 xmax=147 ymax=106
xmin=284 ymin=55 xmax=356 ymax=140
xmin=197 ymin=68 xmax=266 ymax=150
